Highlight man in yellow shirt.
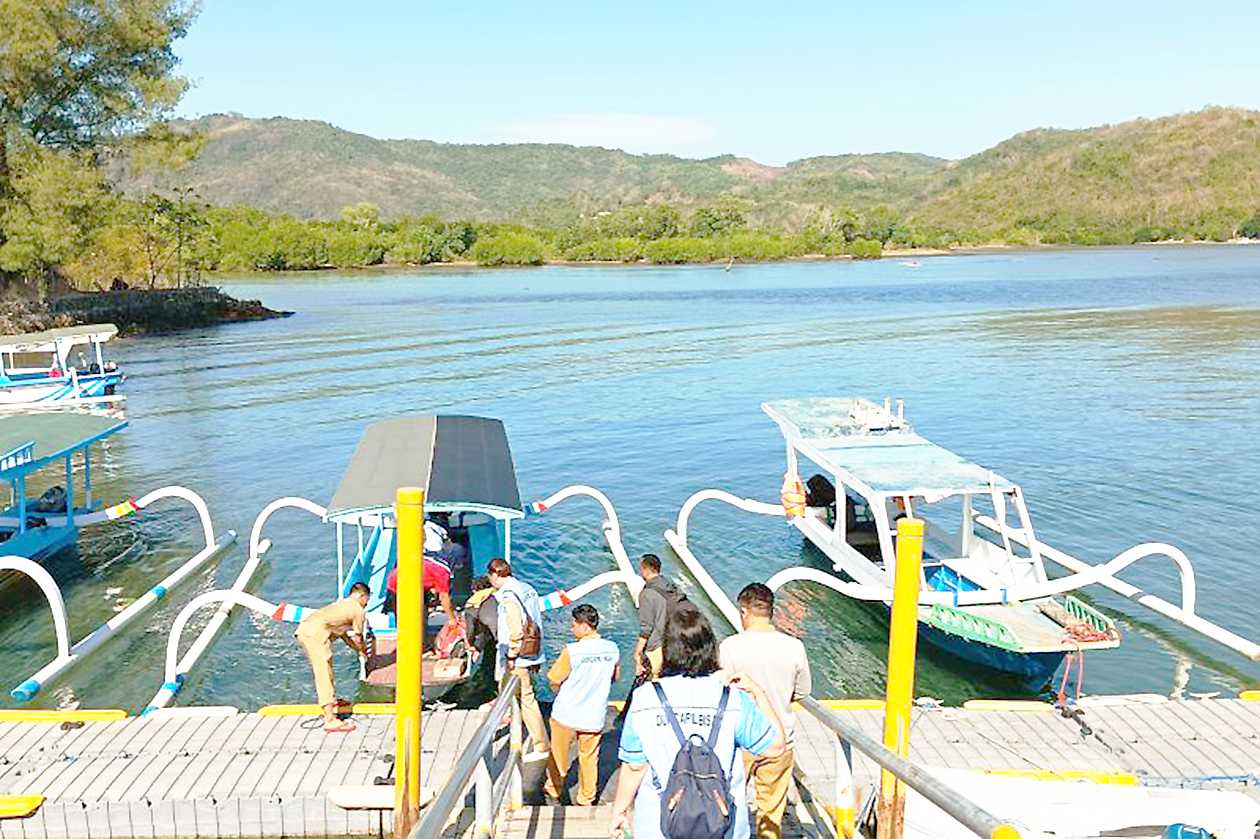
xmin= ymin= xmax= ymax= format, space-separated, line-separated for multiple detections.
xmin=295 ymin=582 xmax=370 ymax=733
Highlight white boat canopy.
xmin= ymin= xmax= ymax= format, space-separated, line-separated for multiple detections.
xmin=0 ymin=324 xmax=118 ymax=355
xmin=325 ymin=415 xmax=524 ymax=523
xmin=763 ymin=397 xmax=1017 ymax=498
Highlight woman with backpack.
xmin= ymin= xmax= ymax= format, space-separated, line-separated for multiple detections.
xmin=610 ymin=605 xmax=785 ymax=839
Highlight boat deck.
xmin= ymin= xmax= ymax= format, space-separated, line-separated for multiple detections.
xmin=793 ymin=697 xmax=1260 ymax=810
xmin=0 ymin=708 xmax=487 ymax=839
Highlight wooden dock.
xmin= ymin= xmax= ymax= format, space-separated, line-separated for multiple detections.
xmin=792 ymin=697 xmax=1260 ymax=812
xmin=0 ymin=707 xmax=487 ymax=839
xmin=4 ymin=697 xmax=1258 ymax=838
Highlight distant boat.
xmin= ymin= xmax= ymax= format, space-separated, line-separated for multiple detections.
xmin=0 ymin=324 xmax=125 ymax=408
xmin=899 ymin=259 xmax=921 ymax=268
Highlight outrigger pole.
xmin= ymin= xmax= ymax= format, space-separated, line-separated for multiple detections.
xmin=8 ymin=486 xmax=236 ymax=702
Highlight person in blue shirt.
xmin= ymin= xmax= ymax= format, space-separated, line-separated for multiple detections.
xmin=610 ymin=605 xmax=786 ymax=839
xmin=544 ymin=604 xmax=620 ymax=805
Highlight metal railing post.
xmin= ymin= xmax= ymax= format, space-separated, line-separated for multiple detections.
xmin=509 ymin=694 xmax=523 ymax=810
xmin=474 ymin=748 xmax=493 ymax=838
xmin=879 ymin=517 xmax=924 ymax=839
xmin=834 ymin=735 xmax=855 ymax=839
xmin=394 ymin=486 xmax=426 ymax=839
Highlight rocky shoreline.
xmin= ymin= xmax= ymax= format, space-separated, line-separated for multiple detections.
xmin=0 ymin=287 xmax=291 ymax=336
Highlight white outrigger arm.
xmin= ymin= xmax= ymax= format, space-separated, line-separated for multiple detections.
xmin=665 ymin=488 xmax=1260 ymax=662
xmin=8 ymin=486 xmax=237 ymax=702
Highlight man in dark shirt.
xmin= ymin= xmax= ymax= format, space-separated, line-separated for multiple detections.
xmin=633 ymin=553 xmax=686 ymax=678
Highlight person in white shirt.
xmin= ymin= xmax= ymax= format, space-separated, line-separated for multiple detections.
xmin=611 ymin=605 xmax=786 ymax=839
xmin=543 ymin=604 xmax=620 ymax=805
xmin=719 ymin=584 xmax=812 ymax=839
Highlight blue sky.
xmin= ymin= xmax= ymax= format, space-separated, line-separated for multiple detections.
xmin=174 ymin=1 xmax=1259 ymax=165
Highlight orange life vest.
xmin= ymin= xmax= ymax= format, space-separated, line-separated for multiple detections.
xmin=780 ymin=472 xmax=807 ymax=518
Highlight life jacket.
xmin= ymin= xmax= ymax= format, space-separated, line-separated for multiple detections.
xmin=780 ymin=471 xmax=807 ymax=518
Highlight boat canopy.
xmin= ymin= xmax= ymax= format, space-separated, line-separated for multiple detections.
xmin=0 ymin=412 xmax=128 ymax=478
xmin=763 ymin=397 xmax=1017 ymax=497
xmin=0 ymin=324 xmax=118 ymax=355
xmin=326 ymin=415 xmax=524 ymax=523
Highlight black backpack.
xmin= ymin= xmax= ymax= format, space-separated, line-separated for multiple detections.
xmin=652 ymin=682 xmax=734 ymax=839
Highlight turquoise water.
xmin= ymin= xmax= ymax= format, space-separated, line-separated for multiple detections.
xmin=3 ymin=245 xmax=1260 ymax=711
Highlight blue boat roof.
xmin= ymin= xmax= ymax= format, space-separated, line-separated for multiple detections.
xmin=0 ymin=413 xmax=128 ymax=477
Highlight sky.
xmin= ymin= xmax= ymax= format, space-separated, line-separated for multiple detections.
xmin=174 ymin=1 xmax=1260 ymax=165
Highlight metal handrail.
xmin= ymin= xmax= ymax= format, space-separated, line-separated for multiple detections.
xmin=799 ymin=697 xmax=1016 ymax=838
xmin=412 ymin=674 xmax=523 ymax=839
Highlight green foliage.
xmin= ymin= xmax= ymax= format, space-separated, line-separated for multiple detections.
xmin=340 ymin=202 xmax=380 ymax=229
xmin=562 ymin=237 xmax=642 ymax=262
xmin=326 ymin=226 xmax=385 ymax=268
xmin=847 ymin=238 xmax=882 ymax=259
xmin=688 ymin=202 xmax=747 ymax=237
xmin=1241 ymin=214 xmax=1260 ymax=240
xmin=470 ymin=231 xmax=546 ymax=266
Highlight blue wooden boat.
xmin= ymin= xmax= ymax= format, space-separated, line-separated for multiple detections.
xmin=0 ymin=412 xmax=129 ymax=562
xmin=0 ymin=324 xmax=125 ymax=408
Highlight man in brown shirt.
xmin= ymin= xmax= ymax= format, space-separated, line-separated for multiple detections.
xmin=295 ymin=582 xmax=370 ymax=732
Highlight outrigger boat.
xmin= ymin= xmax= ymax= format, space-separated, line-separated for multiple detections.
xmin=0 ymin=324 xmax=125 ymax=408
xmin=666 ymin=397 xmax=1260 ymax=690
xmin=1 ymin=412 xmax=129 ymax=561
xmin=150 ymin=414 xmax=643 ymax=712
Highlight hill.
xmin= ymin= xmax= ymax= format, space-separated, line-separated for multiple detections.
xmin=114 ymin=108 xmax=1260 ymax=245
xmin=115 ymin=114 xmax=949 ymax=221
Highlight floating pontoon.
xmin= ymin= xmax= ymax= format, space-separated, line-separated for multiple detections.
xmin=666 ymin=397 xmax=1260 ymax=689
xmin=151 ymin=414 xmax=643 ymax=712
xmin=0 ymin=324 xmax=125 ymax=407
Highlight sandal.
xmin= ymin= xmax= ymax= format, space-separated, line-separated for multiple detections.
xmin=324 ymin=719 xmax=357 ymax=734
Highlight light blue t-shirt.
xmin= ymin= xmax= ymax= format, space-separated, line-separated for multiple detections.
xmin=618 ymin=674 xmax=777 ymax=839
xmin=551 ymin=635 xmax=619 ymax=731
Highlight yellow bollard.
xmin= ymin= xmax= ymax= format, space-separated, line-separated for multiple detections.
xmin=877 ymin=517 xmax=924 ymax=839
xmin=394 ymin=487 xmax=425 ymax=839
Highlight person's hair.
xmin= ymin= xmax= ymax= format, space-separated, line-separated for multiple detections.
xmin=487 ymin=558 xmax=512 ymax=578
xmin=737 ymin=583 xmax=773 ymax=617
xmin=660 ymin=605 xmax=719 ymax=678
xmin=571 ymin=604 xmax=599 ymax=629
xmin=472 ymin=575 xmax=491 ymax=591
xmin=350 ymin=582 xmax=370 ymax=597
xmin=639 ymin=553 xmax=662 ymax=574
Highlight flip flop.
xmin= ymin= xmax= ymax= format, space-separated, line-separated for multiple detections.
xmin=324 ymin=719 xmax=357 ymax=734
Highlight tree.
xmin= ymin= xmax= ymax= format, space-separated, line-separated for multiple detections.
xmin=1238 ymin=213 xmax=1260 ymax=240
xmin=0 ymin=0 xmax=197 ymax=282
xmin=340 ymin=202 xmax=381 ymax=229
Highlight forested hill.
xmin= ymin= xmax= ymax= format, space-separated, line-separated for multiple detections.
xmin=115 ymin=113 xmax=949 ymax=221
xmin=116 ymin=107 xmax=1260 ymax=243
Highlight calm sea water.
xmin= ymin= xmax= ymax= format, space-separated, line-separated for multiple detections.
xmin=3 ymin=245 xmax=1260 ymax=712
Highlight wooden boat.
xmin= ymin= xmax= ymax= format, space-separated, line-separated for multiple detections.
xmin=0 ymin=324 xmax=125 ymax=408
xmin=666 ymin=397 xmax=1259 ymax=690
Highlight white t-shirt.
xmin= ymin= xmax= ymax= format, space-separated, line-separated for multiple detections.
xmin=618 ymin=674 xmax=777 ymax=839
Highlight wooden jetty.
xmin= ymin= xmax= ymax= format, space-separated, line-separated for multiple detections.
xmin=0 ymin=707 xmax=487 ymax=839
xmin=4 ymin=696 xmax=1258 ymax=838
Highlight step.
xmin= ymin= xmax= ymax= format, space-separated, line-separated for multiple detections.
xmin=502 ymin=805 xmax=615 ymax=838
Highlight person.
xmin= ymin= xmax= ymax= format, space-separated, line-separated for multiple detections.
xmin=634 ymin=553 xmax=687 ymax=679
xmin=719 ymin=584 xmax=813 ymax=839
xmin=384 ymin=523 xmax=456 ymax=621
xmin=544 ymin=604 xmax=619 ymax=806
xmin=488 ymin=558 xmax=550 ymax=760
xmin=465 ymin=575 xmax=498 ymax=646
xmin=294 ymin=582 xmax=370 ymax=733
xmin=611 ymin=606 xmax=785 ymax=839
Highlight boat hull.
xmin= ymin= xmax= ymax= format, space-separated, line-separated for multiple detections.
xmin=0 ymin=372 xmax=123 ymax=406
xmin=917 ymin=621 xmax=1064 ymax=691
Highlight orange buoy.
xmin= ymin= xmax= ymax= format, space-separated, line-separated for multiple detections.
xmin=780 ymin=472 xmax=807 ymax=518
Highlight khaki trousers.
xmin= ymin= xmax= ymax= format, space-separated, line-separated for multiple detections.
xmin=502 ymin=666 xmax=549 ymax=753
xmin=744 ymin=748 xmax=795 ymax=839
xmin=297 ymin=633 xmax=336 ymax=708
xmin=645 ymin=646 xmax=663 ymax=678
xmin=544 ymin=719 xmax=602 ymax=804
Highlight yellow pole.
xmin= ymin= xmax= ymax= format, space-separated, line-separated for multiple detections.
xmin=394 ymin=487 xmax=425 ymax=839
xmin=878 ymin=517 xmax=924 ymax=839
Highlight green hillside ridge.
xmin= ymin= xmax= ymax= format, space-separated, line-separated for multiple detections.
xmin=114 ymin=108 xmax=1260 ymax=249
